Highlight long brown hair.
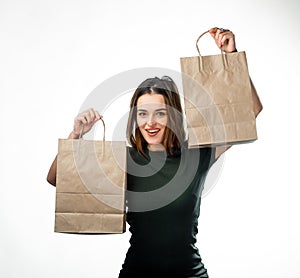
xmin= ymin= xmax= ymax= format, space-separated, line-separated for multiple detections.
xmin=126 ymin=76 xmax=185 ymax=157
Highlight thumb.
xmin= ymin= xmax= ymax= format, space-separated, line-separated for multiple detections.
xmin=209 ymin=27 xmax=218 ymax=38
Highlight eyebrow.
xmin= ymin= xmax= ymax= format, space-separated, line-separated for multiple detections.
xmin=137 ymin=108 xmax=167 ymax=112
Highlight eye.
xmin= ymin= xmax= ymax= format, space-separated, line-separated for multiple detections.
xmin=137 ymin=111 xmax=147 ymax=117
xmin=156 ymin=111 xmax=167 ymax=117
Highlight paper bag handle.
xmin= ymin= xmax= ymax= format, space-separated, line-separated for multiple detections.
xmin=79 ymin=118 xmax=106 ymax=142
xmin=196 ymin=30 xmax=228 ymax=71
xmin=78 ymin=118 xmax=106 ymax=155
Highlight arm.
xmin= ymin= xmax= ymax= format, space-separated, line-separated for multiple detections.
xmin=46 ymin=108 xmax=102 ymax=186
xmin=46 ymin=132 xmax=75 ymax=186
xmin=250 ymin=78 xmax=263 ymax=117
xmin=208 ymin=27 xmax=263 ymax=159
xmin=208 ymin=27 xmax=263 ymax=117
xmin=47 ymin=155 xmax=57 ymax=186
xmin=215 ymin=79 xmax=263 ymax=159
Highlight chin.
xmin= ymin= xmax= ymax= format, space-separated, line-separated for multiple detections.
xmin=146 ymin=139 xmax=163 ymax=146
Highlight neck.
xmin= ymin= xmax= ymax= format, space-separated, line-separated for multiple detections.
xmin=148 ymin=143 xmax=165 ymax=152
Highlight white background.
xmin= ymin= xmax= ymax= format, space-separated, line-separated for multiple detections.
xmin=1 ymin=0 xmax=300 ymax=277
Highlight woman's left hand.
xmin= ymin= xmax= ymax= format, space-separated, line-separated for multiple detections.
xmin=209 ymin=27 xmax=237 ymax=53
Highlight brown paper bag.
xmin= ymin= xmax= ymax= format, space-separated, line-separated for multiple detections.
xmin=55 ymin=119 xmax=126 ymax=234
xmin=180 ymin=30 xmax=257 ymax=148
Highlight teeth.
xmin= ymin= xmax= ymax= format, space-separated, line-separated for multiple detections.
xmin=147 ymin=129 xmax=159 ymax=133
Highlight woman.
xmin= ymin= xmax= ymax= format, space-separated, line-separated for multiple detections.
xmin=47 ymin=28 xmax=263 ymax=277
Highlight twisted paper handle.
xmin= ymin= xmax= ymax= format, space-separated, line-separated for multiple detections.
xmin=79 ymin=118 xmax=105 ymax=142
xmin=195 ymin=30 xmax=228 ymax=71
xmin=78 ymin=118 xmax=106 ymax=156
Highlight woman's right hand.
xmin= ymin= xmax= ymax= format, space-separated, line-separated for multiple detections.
xmin=47 ymin=108 xmax=102 ymax=186
xmin=71 ymin=108 xmax=102 ymax=139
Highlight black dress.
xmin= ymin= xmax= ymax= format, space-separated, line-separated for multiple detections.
xmin=118 ymin=145 xmax=216 ymax=278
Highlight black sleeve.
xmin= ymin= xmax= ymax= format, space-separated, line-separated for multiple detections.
xmin=199 ymin=147 xmax=217 ymax=172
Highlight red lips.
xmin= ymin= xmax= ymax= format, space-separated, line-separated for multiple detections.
xmin=146 ymin=128 xmax=160 ymax=137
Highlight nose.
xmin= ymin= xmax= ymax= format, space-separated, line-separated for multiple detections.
xmin=146 ymin=114 xmax=156 ymax=126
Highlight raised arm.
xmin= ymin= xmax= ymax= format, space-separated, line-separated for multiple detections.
xmin=250 ymin=78 xmax=263 ymax=117
xmin=46 ymin=108 xmax=102 ymax=186
xmin=208 ymin=27 xmax=263 ymax=159
xmin=214 ymin=78 xmax=263 ymax=159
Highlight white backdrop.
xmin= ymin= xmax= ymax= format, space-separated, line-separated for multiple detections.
xmin=1 ymin=0 xmax=300 ymax=277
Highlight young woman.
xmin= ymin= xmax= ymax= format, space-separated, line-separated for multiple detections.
xmin=47 ymin=28 xmax=263 ymax=277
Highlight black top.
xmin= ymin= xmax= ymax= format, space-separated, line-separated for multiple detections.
xmin=119 ymin=145 xmax=216 ymax=278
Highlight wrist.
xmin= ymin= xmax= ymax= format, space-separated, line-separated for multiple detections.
xmin=68 ymin=131 xmax=80 ymax=139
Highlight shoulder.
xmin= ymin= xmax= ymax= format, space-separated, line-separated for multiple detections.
xmin=215 ymin=145 xmax=232 ymax=160
xmin=127 ymin=146 xmax=141 ymax=159
xmin=126 ymin=146 xmax=149 ymax=165
xmin=181 ymin=143 xmax=216 ymax=170
xmin=181 ymin=142 xmax=215 ymax=157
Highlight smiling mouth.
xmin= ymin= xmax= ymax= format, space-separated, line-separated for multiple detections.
xmin=146 ymin=129 xmax=160 ymax=137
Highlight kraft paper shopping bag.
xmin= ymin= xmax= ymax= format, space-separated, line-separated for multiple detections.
xmin=180 ymin=30 xmax=257 ymax=147
xmin=55 ymin=119 xmax=126 ymax=234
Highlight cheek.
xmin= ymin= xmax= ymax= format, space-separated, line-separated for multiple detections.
xmin=157 ymin=117 xmax=168 ymax=126
xmin=136 ymin=118 xmax=146 ymax=127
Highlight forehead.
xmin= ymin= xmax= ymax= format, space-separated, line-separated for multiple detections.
xmin=137 ymin=94 xmax=166 ymax=109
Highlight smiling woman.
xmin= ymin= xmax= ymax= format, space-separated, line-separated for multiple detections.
xmin=136 ymin=94 xmax=168 ymax=151
xmin=46 ymin=28 xmax=263 ymax=278
xmin=120 ymin=76 xmax=216 ymax=277
xmin=126 ymin=76 xmax=185 ymax=157
xmin=137 ymin=94 xmax=168 ymax=151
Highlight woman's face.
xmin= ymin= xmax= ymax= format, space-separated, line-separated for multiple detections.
xmin=136 ymin=93 xmax=168 ymax=151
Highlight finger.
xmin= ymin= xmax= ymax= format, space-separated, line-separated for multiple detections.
xmin=220 ymin=32 xmax=235 ymax=48
xmin=216 ymin=28 xmax=226 ymax=46
xmin=209 ymin=27 xmax=218 ymax=38
xmin=216 ymin=28 xmax=229 ymax=38
xmin=76 ymin=115 xmax=88 ymax=125
xmin=87 ymin=108 xmax=96 ymax=122
xmin=90 ymin=108 xmax=103 ymax=122
xmin=221 ymin=30 xmax=234 ymax=38
xmin=81 ymin=110 xmax=94 ymax=124
xmin=94 ymin=111 xmax=102 ymax=121
xmin=215 ymin=29 xmax=223 ymax=47
xmin=217 ymin=31 xmax=230 ymax=46
xmin=72 ymin=115 xmax=85 ymax=135
xmin=89 ymin=109 xmax=102 ymax=123
xmin=210 ymin=27 xmax=226 ymax=46
xmin=220 ymin=28 xmax=230 ymax=33
xmin=219 ymin=33 xmax=230 ymax=46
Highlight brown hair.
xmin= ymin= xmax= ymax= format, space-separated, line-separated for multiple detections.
xmin=126 ymin=76 xmax=185 ymax=157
